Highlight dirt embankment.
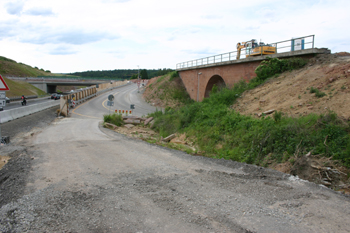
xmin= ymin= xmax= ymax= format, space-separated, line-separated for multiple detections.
xmin=232 ymin=53 xmax=350 ymax=120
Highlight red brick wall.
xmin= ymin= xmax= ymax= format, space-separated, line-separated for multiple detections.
xmin=179 ymin=61 xmax=261 ymax=101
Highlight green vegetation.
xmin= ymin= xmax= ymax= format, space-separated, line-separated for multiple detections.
xmin=4 ymin=77 xmax=47 ymax=97
xmin=255 ymin=57 xmax=307 ymax=82
xmin=148 ymin=57 xmax=350 ymax=167
xmin=70 ymin=68 xmax=174 ymax=80
xmin=146 ymin=71 xmax=193 ymax=108
xmin=103 ymin=113 xmax=124 ymax=126
xmin=309 ymin=86 xmax=327 ymax=98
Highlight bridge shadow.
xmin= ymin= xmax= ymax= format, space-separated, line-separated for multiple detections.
xmin=205 ymin=75 xmax=226 ymax=98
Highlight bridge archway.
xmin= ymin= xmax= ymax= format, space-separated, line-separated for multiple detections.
xmin=204 ymin=75 xmax=226 ymax=98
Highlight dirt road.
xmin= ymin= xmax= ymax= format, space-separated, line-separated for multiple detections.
xmin=0 ymin=86 xmax=349 ymax=232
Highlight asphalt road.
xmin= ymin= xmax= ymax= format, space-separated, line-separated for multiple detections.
xmin=0 ymin=84 xmax=349 ymax=232
xmin=72 ymin=83 xmax=158 ymax=119
xmin=3 ymin=97 xmax=58 ymax=110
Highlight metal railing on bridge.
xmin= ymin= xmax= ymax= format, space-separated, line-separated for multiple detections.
xmin=176 ymin=35 xmax=315 ymax=69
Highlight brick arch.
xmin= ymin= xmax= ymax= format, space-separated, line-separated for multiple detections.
xmin=178 ymin=60 xmax=262 ymax=102
xmin=204 ymin=75 xmax=226 ymax=98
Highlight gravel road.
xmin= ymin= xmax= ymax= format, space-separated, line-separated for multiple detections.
xmin=0 ymin=91 xmax=349 ymax=233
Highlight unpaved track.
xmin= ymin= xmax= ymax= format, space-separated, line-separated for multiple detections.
xmin=0 ymin=86 xmax=349 ymax=232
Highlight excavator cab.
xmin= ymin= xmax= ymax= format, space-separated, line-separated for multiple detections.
xmin=236 ymin=39 xmax=276 ymax=59
xmin=242 ymin=39 xmax=276 ymax=58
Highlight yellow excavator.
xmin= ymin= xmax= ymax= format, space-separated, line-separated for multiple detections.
xmin=236 ymin=39 xmax=276 ymax=59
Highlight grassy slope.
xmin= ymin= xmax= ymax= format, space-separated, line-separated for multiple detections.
xmin=0 ymin=55 xmax=63 ymax=97
xmin=0 ymin=56 xmax=55 ymax=77
xmin=3 ymin=77 xmax=47 ymax=97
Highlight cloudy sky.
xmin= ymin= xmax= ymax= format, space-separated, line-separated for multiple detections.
xmin=0 ymin=0 xmax=349 ymax=73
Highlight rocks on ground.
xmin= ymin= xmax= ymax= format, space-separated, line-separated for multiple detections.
xmin=103 ymin=116 xmax=197 ymax=153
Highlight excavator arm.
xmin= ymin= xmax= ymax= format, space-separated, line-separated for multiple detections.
xmin=236 ymin=42 xmax=247 ymax=60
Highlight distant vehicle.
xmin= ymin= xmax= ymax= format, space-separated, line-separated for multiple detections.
xmin=51 ymin=93 xmax=58 ymax=99
xmin=70 ymin=90 xmax=75 ymax=93
xmin=5 ymin=97 xmax=10 ymax=103
xmin=54 ymin=94 xmax=62 ymax=100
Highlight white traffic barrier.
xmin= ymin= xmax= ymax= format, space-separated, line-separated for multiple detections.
xmin=0 ymin=111 xmax=13 ymax=123
xmin=0 ymin=100 xmax=60 ymax=124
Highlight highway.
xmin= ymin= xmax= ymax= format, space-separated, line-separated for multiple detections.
xmin=2 ymin=97 xmax=57 ymax=111
xmin=72 ymin=83 xmax=158 ymax=119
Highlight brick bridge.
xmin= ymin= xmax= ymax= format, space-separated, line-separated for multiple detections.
xmin=177 ymin=48 xmax=330 ymax=102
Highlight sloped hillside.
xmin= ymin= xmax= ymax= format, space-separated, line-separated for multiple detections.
xmin=232 ymin=53 xmax=350 ymax=120
xmin=0 ymin=56 xmax=54 ymax=77
xmin=3 ymin=77 xmax=46 ymax=98
xmin=143 ymin=73 xmax=192 ymax=108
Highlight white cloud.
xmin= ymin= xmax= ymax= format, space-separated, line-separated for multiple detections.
xmin=48 ymin=45 xmax=77 ymax=55
xmin=24 ymin=7 xmax=54 ymax=16
xmin=0 ymin=0 xmax=349 ymax=73
xmin=19 ymin=28 xmax=119 ymax=45
xmin=5 ymin=0 xmax=24 ymax=15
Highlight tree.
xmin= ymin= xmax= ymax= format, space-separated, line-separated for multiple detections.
xmin=140 ymin=69 xmax=149 ymax=79
xmin=130 ymin=74 xmax=138 ymax=79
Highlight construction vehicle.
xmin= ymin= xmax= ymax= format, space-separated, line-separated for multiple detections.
xmin=236 ymin=39 xmax=276 ymax=59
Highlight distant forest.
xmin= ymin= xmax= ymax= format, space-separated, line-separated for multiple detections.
xmin=68 ymin=68 xmax=174 ymax=80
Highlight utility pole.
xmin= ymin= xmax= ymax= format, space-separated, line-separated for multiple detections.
xmin=197 ymin=72 xmax=202 ymax=102
xmin=137 ymin=65 xmax=140 ymax=93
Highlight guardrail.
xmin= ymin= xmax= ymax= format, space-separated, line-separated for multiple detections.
xmin=176 ymin=35 xmax=315 ymax=69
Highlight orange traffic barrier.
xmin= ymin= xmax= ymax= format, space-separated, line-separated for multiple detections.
xmin=114 ymin=109 xmax=133 ymax=115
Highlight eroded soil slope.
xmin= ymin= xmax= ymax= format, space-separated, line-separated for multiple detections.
xmin=232 ymin=53 xmax=350 ymax=120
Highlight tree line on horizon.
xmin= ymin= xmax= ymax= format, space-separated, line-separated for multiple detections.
xmin=68 ymin=68 xmax=174 ymax=80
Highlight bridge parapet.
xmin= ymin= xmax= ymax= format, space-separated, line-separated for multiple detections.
xmin=176 ymin=35 xmax=325 ymax=70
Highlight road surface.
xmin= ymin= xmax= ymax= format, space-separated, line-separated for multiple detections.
xmin=3 ymin=97 xmax=57 ymax=111
xmin=0 ymin=84 xmax=349 ymax=232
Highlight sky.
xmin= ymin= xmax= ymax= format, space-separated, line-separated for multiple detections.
xmin=0 ymin=0 xmax=349 ymax=74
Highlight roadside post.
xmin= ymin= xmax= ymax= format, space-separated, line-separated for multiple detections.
xmin=0 ymin=92 xmax=6 ymax=109
xmin=130 ymin=104 xmax=135 ymax=115
xmin=107 ymin=94 xmax=114 ymax=114
xmin=72 ymin=94 xmax=76 ymax=108
xmin=0 ymin=75 xmax=10 ymax=144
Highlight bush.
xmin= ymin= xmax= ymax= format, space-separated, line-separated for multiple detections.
xmin=169 ymin=71 xmax=179 ymax=81
xmin=310 ymin=86 xmax=326 ymax=98
xmin=255 ymin=57 xmax=307 ymax=81
xmin=103 ymin=113 xmax=124 ymax=126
